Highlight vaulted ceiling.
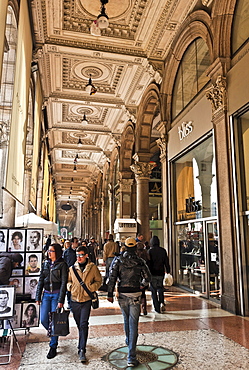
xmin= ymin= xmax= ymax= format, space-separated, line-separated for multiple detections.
xmin=30 ymin=0 xmax=200 ymax=228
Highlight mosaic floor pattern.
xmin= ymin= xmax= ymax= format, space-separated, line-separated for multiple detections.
xmin=19 ymin=329 xmax=249 ymax=370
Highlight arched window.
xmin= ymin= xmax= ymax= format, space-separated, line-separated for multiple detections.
xmin=172 ymin=37 xmax=210 ymax=120
xmin=0 ymin=5 xmax=18 ymax=216
xmin=232 ymin=0 xmax=249 ymax=55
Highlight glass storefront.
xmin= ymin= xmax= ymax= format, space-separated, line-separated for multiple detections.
xmin=173 ymin=134 xmax=220 ymax=300
xmin=233 ymin=109 xmax=249 ymax=314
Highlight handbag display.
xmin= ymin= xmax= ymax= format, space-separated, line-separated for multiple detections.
xmin=48 ymin=308 xmax=70 ymax=337
xmin=72 ymin=265 xmax=99 ymax=309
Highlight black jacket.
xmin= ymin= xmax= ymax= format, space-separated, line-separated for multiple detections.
xmin=63 ymin=246 xmax=76 ymax=267
xmin=0 ymin=253 xmax=19 ymax=285
xmin=148 ymin=236 xmax=170 ymax=276
xmin=35 ymin=257 xmax=68 ymax=303
xmin=107 ymin=249 xmax=151 ymax=298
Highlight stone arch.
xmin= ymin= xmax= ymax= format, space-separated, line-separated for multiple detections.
xmin=120 ymin=120 xmax=135 ymax=174
xmin=135 ymin=82 xmax=161 ymax=157
xmin=211 ymin=0 xmax=237 ymax=60
xmin=162 ymin=10 xmax=213 ymax=123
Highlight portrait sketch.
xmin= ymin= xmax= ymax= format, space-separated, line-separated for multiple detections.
xmin=4 ymin=303 xmax=22 ymax=329
xmin=0 ymin=229 xmax=8 ymax=251
xmin=25 ymin=253 xmax=42 ymax=275
xmin=25 ymin=277 xmax=38 ymax=300
xmin=8 ymin=229 xmax=25 ymax=252
xmin=26 ymin=229 xmax=43 ymax=252
xmin=9 ymin=277 xmax=23 ymax=294
xmin=21 ymin=302 xmax=39 ymax=328
xmin=0 ymin=286 xmax=15 ymax=319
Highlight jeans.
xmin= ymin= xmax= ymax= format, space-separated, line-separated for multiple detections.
xmin=118 ymin=294 xmax=141 ymax=363
xmin=40 ymin=291 xmax=60 ymax=348
xmin=71 ymin=299 xmax=92 ymax=353
xmin=150 ymin=275 xmax=164 ymax=313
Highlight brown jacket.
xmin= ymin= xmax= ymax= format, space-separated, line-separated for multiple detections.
xmin=67 ymin=260 xmax=102 ymax=303
xmin=103 ymin=240 xmax=118 ymax=262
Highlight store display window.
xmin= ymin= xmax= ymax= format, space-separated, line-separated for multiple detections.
xmin=173 ymin=135 xmax=217 ymax=222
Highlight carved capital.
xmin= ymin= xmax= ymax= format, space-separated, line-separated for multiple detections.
xmin=118 ymin=178 xmax=133 ymax=192
xmin=130 ymin=161 xmax=155 ymax=179
xmin=25 ymin=156 xmax=32 ymax=171
xmin=206 ymin=75 xmax=227 ymax=115
xmin=0 ymin=121 xmax=10 ymax=144
xmin=156 ymin=135 xmax=167 ymax=160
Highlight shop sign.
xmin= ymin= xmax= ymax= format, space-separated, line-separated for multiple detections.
xmin=178 ymin=121 xmax=193 ymax=141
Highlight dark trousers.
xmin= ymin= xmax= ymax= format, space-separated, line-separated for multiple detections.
xmin=71 ymin=299 xmax=92 ymax=353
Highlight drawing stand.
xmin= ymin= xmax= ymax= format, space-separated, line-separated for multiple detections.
xmin=0 ymin=320 xmax=22 ymax=365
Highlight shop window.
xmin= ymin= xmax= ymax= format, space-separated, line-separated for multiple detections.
xmin=173 ymin=135 xmax=217 ymax=222
xmin=232 ymin=0 xmax=249 ymax=55
xmin=172 ymin=38 xmax=210 ymax=119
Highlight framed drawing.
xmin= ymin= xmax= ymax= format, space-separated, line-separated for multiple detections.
xmin=12 ymin=268 xmax=24 ymax=276
xmin=8 ymin=229 xmax=26 ymax=252
xmin=21 ymin=302 xmax=39 ymax=328
xmin=0 ymin=229 xmax=8 ymax=251
xmin=25 ymin=253 xmax=42 ymax=275
xmin=26 ymin=229 xmax=43 ymax=252
xmin=0 ymin=285 xmax=15 ymax=319
xmin=24 ymin=277 xmax=39 ymax=300
xmin=9 ymin=277 xmax=23 ymax=294
xmin=4 ymin=303 xmax=22 ymax=329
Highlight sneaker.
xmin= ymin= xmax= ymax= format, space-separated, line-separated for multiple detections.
xmin=79 ymin=349 xmax=87 ymax=362
xmin=160 ymin=303 xmax=166 ymax=313
xmin=127 ymin=359 xmax=140 ymax=367
xmin=47 ymin=347 xmax=57 ymax=359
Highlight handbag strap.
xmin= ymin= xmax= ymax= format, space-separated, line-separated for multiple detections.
xmin=72 ymin=265 xmax=94 ymax=299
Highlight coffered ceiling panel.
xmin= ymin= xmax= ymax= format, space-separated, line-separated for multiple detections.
xmin=31 ymin=0 xmax=201 ymax=227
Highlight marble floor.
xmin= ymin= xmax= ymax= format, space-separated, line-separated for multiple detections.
xmin=1 ymin=287 xmax=249 ymax=369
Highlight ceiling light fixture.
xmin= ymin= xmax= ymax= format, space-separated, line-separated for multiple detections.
xmin=81 ymin=113 xmax=89 ymax=125
xmin=90 ymin=20 xmax=101 ymax=37
xmin=77 ymin=137 xmax=83 ymax=147
xmin=97 ymin=0 xmax=109 ymax=29
xmin=73 ymin=164 xmax=77 ymax=172
xmin=71 ymin=177 xmax=74 ymax=183
xmin=85 ymin=74 xmax=97 ymax=95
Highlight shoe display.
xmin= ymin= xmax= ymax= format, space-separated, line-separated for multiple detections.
xmin=127 ymin=359 xmax=140 ymax=367
xmin=79 ymin=349 xmax=87 ymax=362
xmin=47 ymin=347 xmax=57 ymax=359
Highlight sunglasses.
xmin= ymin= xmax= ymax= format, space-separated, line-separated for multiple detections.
xmin=76 ymin=253 xmax=86 ymax=258
xmin=48 ymin=250 xmax=55 ymax=253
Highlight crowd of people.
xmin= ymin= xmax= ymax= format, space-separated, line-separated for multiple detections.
xmin=0 ymin=232 xmax=170 ymax=368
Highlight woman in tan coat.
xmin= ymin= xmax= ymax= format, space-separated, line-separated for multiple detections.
xmin=67 ymin=245 xmax=102 ymax=363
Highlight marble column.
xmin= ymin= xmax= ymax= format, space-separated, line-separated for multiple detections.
xmin=130 ymin=159 xmax=155 ymax=243
xmin=118 ymin=177 xmax=134 ymax=218
xmin=157 ymin=134 xmax=168 ymax=250
xmin=108 ymin=183 xmax=113 ymax=235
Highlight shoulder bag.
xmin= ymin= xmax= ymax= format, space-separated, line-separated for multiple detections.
xmin=72 ymin=265 xmax=99 ymax=309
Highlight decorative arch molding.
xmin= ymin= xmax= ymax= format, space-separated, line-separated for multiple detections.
xmin=109 ymin=146 xmax=119 ymax=184
xmin=135 ymin=82 xmax=161 ymax=157
xmin=211 ymin=0 xmax=237 ymax=60
xmin=161 ymin=10 xmax=213 ymax=122
xmin=8 ymin=0 xmax=20 ymax=24
xmin=120 ymin=121 xmax=135 ymax=174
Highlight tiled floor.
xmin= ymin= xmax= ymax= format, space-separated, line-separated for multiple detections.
xmin=1 ymin=287 xmax=249 ymax=369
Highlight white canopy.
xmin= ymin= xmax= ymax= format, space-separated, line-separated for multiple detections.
xmin=15 ymin=213 xmax=58 ymax=235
